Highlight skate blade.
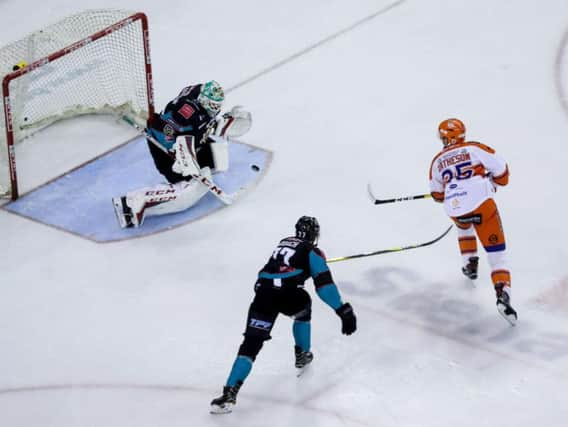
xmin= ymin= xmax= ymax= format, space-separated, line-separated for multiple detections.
xmin=210 ymin=403 xmax=234 ymax=414
xmin=296 ymin=364 xmax=311 ymax=377
xmin=112 ymin=198 xmax=128 ymax=228
xmin=497 ymin=303 xmax=517 ymax=326
xmin=461 ymin=270 xmax=478 ymax=281
xmin=112 ymin=197 xmax=136 ymax=228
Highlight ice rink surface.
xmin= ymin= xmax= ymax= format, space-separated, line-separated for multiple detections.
xmin=1 ymin=1 xmax=568 ymax=426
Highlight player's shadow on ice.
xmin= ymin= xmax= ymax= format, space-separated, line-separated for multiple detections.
xmin=338 ymin=266 xmax=424 ymax=298
xmin=338 ymin=266 xmax=488 ymax=330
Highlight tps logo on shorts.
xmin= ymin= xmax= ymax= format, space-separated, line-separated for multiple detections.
xmin=249 ymin=318 xmax=272 ymax=330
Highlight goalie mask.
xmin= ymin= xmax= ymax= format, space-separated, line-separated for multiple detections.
xmin=295 ymin=216 xmax=320 ymax=244
xmin=198 ymin=80 xmax=225 ymax=117
xmin=438 ymin=118 xmax=466 ymax=147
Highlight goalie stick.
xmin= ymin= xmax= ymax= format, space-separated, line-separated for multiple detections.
xmin=121 ymin=115 xmax=238 ymax=205
xmin=327 ymin=225 xmax=453 ymax=263
xmin=367 ymin=183 xmax=431 ymax=205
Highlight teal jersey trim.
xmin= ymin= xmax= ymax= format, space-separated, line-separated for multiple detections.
xmin=309 ymin=250 xmax=329 ymax=277
xmin=162 ymin=111 xmax=194 ymax=133
xmin=259 ymin=269 xmax=304 ymax=279
xmin=147 ymin=127 xmax=174 ymax=151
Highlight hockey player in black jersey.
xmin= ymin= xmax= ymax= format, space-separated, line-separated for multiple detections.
xmin=112 ymin=81 xmax=251 ymax=228
xmin=210 ymin=216 xmax=357 ymax=414
xmin=145 ymin=82 xmax=223 ymax=183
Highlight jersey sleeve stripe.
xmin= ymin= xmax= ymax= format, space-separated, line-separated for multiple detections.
xmin=466 ymin=141 xmax=496 ymax=154
xmin=492 ymin=165 xmax=509 ymax=185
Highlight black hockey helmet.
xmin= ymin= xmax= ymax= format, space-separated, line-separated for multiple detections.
xmin=295 ymin=216 xmax=320 ymax=244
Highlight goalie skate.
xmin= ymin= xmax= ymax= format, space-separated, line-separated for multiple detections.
xmin=112 ymin=196 xmax=134 ymax=228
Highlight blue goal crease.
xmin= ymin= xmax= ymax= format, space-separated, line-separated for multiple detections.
xmin=3 ymin=137 xmax=272 ymax=242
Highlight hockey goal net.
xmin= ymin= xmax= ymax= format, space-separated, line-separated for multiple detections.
xmin=0 ymin=9 xmax=154 ymax=199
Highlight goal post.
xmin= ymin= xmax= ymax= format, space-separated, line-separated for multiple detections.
xmin=0 ymin=9 xmax=154 ymax=200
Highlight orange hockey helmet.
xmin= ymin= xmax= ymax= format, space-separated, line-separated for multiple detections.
xmin=438 ymin=118 xmax=466 ymax=147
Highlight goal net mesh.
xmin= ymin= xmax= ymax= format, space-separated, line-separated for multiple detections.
xmin=0 ymin=9 xmax=153 ymax=198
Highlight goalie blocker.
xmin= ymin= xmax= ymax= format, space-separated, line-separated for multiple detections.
xmin=113 ymin=81 xmax=252 ymax=228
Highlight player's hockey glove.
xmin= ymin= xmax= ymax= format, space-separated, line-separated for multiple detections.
xmin=335 ymin=303 xmax=357 ymax=335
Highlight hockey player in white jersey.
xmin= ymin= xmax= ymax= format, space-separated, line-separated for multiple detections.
xmin=112 ymin=81 xmax=251 ymax=228
xmin=429 ymin=118 xmax=517 ymax=325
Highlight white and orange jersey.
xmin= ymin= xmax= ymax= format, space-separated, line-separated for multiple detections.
xmin=428 ymin=141 xmax=509 ymax=217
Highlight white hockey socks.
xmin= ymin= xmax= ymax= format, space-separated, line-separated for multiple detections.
xmin=456 ymin=226 xmax=478 ymax=265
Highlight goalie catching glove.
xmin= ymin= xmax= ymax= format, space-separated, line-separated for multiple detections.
xmin=335 ymin=303 xmax=357 ymax=335
xmin=214 ymin=105 xmax=252 ymax=138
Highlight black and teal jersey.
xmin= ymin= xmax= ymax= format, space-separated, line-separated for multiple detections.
xmin=257 ymin=237 xmax=343 ymax=310
xmin=146 ymin=84 xmax=216 ymax=151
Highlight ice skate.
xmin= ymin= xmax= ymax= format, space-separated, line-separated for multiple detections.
xmin=210 ymin=382 xmax=242 ymax=414
xmin=112 ymin=196 xmax=144 ymax=228
xmin=495 ymin=283 xmax=517 ymax=326
xmin=295 ymin=345 xmax=313 ymax=377
xmin=112 ymin=196 xmax=135 ymax=228
xmin=462 ymin=256 xmax=479 ymax=280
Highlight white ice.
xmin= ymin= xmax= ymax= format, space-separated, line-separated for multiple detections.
xmin=1 ymin=1 xmax=568 ymax=426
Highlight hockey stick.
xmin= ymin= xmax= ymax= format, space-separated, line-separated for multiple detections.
xmin=367 ymin=183 xmax=431 ymax=205
xmin=327 ymin=225 xmax=453 ymax=263
xmin=121 ymin=115 xmax=237 ymax=205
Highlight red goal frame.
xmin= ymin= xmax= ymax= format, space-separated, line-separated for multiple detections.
xmin=1 ymin=12 xmax=154 ymax=200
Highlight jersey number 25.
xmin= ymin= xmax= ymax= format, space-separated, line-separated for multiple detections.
xmin=442 ymin=161 xmax=473 ymax=182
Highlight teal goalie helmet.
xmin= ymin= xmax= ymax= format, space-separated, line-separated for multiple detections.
xmin=198 ymin=80 xmax=224 ymax=117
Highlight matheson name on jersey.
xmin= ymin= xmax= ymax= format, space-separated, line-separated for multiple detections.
xmin=437 ymin=151 xmax=471 ymax=173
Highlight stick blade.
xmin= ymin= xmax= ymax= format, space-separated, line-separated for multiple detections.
xmin=367 ymin=183 xmax=379 ymax=204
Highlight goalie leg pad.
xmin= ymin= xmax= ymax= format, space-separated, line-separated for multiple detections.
xmin=122 ymin=184 xmax=175 ymax=228
xmin=209 ymin=139 xmax=229 ymax=172
xmin=118 ymin=167 xmax=212 ymax=227
xmin=144 ymin=167 xmax=212 ymax=218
